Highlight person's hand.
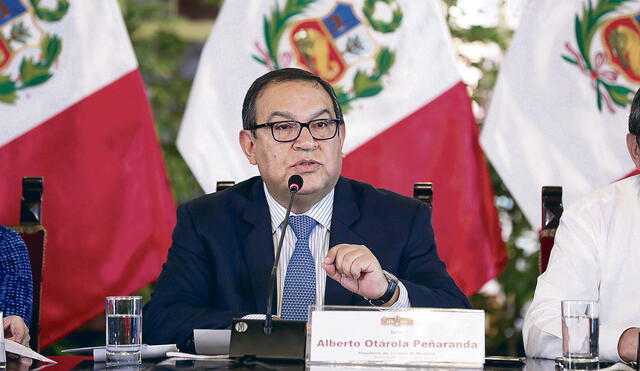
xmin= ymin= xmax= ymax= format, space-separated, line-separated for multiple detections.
xmin=323 ymin=244 xmax=398 ymax=306
xmin=3 ymin=316 xmax=30 ymax=347
xmin=618 ymin=327 xmax=640 ymax=362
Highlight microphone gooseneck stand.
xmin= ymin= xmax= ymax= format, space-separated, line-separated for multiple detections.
xmin=264 ymin=175 xmax=303 ymax=335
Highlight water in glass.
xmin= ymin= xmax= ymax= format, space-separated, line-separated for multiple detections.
xmin=562 ymin=315 xmax=599 ymax=367
xmin=106 ymin=313 xmax=142 ymax=366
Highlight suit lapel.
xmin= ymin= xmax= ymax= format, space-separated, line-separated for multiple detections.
xmin=325 ymin=178 xmax=365 ymax=305
xmin=240 ymin=178 xmax=276 ymax=313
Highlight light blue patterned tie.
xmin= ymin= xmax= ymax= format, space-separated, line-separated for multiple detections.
xmin=281 ymin=215 xmax=317 ymax=321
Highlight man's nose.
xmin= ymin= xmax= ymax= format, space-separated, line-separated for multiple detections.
xmin=294 ymin=126 xmax=317 ymax=150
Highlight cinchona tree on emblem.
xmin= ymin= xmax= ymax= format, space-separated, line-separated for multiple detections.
xmin=562 ymin=0 xmax=638 ymax=113
xmin=252 ymin=0 xmax=402 ymax=113
xmin=0 ymin=0 xmax=69 ymax=104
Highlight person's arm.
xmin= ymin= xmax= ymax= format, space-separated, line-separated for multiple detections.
xmin=522 ymin=205 xmax=602 ymax=360
xmin=323 ymin=203 xmax=469 ymax=309
xmin=0 ymin=229 xmax=33 ymax=340
xmin=143 ymin=204 xmax=251 ymax=351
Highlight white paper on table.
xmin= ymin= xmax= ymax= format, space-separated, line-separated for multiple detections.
xmin=193 ymin=329 xmax=230 ymax=355
xmin=5 ymin=339 xmax=57 ymax=363
xmin=92 ymin=344 xmax=178 ymax=362
xmin=165 ymin=351 xmax=228 ymax=360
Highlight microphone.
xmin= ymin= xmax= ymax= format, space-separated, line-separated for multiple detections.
xmin=288 ymin=174 xmax=303 ymax=193
xmin=264 ymin=175 xmax=303 ymax=335
xmin=228 ymin=175 xmax=308 ymax=361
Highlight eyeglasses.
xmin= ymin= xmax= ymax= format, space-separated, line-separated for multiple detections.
xmin=253 ymin=118 xmax=341 ymax=142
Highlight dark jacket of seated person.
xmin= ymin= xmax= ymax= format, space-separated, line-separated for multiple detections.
xmin=143 ymin=176 xmax=470 ymax=351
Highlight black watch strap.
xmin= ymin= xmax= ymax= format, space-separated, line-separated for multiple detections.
xmin=367 ymin=271 xmax=399 ymax=306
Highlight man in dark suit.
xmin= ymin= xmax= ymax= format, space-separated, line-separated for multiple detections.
xmin=143 ymin=68 xmax=469 ymax=351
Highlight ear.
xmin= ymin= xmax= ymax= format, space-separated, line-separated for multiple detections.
xmin=626 ymin=133 xmax=640 ymax=170
xmin=239 ymin=130 xmax=258 ymax=165
xmin=338 ymin=122 xmax=346 ymax=148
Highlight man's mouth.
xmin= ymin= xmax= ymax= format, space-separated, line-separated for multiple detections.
xmin=292 ymin=159 xmax=321 ymax=171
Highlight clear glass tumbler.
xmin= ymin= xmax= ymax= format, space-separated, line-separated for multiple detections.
xmin=105 ymin=296 xmax=142 ymax=366
xmin=0 ymin=311 xmax=6 ymax=369
xmin=561 ymin=300 xmax=599 ymax=369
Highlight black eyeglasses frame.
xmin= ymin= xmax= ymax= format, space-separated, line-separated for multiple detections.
xmin=253 ymin=118 xmax=342 ymax=143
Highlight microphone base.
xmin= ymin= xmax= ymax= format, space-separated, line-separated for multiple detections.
xmin=229 ymin=318 xmax=306 ymax=361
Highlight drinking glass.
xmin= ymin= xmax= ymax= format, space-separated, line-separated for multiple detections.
xmin=0 ymin=311 xmax=5 ymax=368
xmin=562 ymin=300 xmax=599 ymax=369
xmin=105 ymin=296 xmax=142 ymax=366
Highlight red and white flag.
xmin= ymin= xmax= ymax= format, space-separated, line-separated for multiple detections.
xmin=177 ymin=0 xmax=507 ymax=295
xmin=0 ymin=1 xmax=175 ymax=347
xmin=481 ymin=0 xmax=640 ymax=227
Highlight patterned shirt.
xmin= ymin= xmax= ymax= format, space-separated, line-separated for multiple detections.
xmin=264 ymin=183 xmax=410 ymax=315
xmin=0 ymin=226 xmax=33 ymax=326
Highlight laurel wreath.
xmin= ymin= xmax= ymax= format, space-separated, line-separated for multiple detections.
xmin=252 ymin=0 xmax=314 ymax=70
xmin=30 ymin=0 xmax=69 ymax=22
xmin=363 ymin=0 xmax=403 ymax=33
xmin=0 ymin=0 xmax=68 ymax=104
xmin=253 ymin=0 xmax=401 ymax=114
xmin=561 ymin=0 xmax=635 ymax=112
xmin=335 ymin=47 xmax=395 ymax=113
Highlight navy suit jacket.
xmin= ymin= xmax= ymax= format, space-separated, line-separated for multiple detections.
xmin=143 ymin=176 xmax=469 ymax=350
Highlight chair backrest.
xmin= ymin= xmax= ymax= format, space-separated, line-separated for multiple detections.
xmin=216 ymin=181 xmax=235 ymax=192
xmin=540 ymin=186 xmax=563 ymax=274
xmin=6 ymin=177 xmax=45 ymax=351
xmin=413 ymin=182 xmax=433 ymax=209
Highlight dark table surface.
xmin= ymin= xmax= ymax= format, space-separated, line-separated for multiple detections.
xmin=9 ymin=356 xmax=594 ymax=371
xmin=10 ymin=356 xmax=628 ymax=371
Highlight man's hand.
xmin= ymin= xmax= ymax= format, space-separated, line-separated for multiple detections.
xmin=618 ymin=327 xmax=640 ymax=362
xmin=3 ymin=316 xmax=30 ymax=347
xmin=323 ymin=244 xmax=398 ymax=306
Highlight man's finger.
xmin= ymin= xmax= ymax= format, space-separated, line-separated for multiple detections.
xmin=325 ymin=246 xmax=339 ymax=263
xmin=333 ymin=246 xmax=359 ymax=275
xmin=323 ymin=264 xmax=342 ymax=282
xmin=350 ymin=256 xmax=372 ymax=279
xmin=21 ymin=332 xmax=30 ymax=347
xmin=338 ymin=250 xmax=359 ymax=278
xmin=322 ymin=261 xmax=337 ymax=277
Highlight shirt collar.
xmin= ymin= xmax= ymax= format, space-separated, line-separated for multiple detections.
xmin=263 ymin=181 xmax=334 ymax=233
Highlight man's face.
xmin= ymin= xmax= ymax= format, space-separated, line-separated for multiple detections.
xmin=239 ymin=80 xmax=345 ymax=203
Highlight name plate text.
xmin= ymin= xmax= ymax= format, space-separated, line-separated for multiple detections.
xmin=307 ymin=307 xmax=484 ymax=367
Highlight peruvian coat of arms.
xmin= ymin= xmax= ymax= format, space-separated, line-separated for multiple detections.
xmin=563 ymin=0 xmax=640 ymax=113
xmin=252 ymin=0 xmax=402 ymax=113
xmin=0 ymin=0 xmax=69 ymax=104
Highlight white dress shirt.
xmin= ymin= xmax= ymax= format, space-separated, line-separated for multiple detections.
xmin=263 ymin=183 xmax=410 ymax=316
xmin=523 ymin=175 xmax=640 ymax=362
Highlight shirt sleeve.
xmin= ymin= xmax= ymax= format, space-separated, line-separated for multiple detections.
xmin=388 ymin=281 xmax=411 ymax=309
xmin=522 ymin=202 xmax=612 ymax=360
xmin=0 ymin=228 xmax=33 ymax=327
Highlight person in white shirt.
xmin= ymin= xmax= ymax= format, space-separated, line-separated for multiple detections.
xmin=523 ymin=88 xmax=640 ymax=362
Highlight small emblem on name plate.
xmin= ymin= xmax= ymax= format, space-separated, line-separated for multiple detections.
xmin=380 ymin=315 xmax=413 ymax=327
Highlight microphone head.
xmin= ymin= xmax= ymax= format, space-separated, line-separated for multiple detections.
xmin=288 ymin=175 xmax=303 ymax=193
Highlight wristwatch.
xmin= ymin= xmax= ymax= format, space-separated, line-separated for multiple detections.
xmin=367 ymin=270 xmax=399 ymax=306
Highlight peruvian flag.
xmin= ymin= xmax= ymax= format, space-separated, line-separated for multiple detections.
xmin=177 ymin=0 xmax=506 ymax=295
xmin=0 ymin=1 xmax=175 ymax=347
xmin=481 ymin=0 xmax=640 ymax=227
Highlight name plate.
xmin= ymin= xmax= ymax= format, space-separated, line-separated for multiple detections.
xmin=307 ymin=306 xmax=484 ymax=367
